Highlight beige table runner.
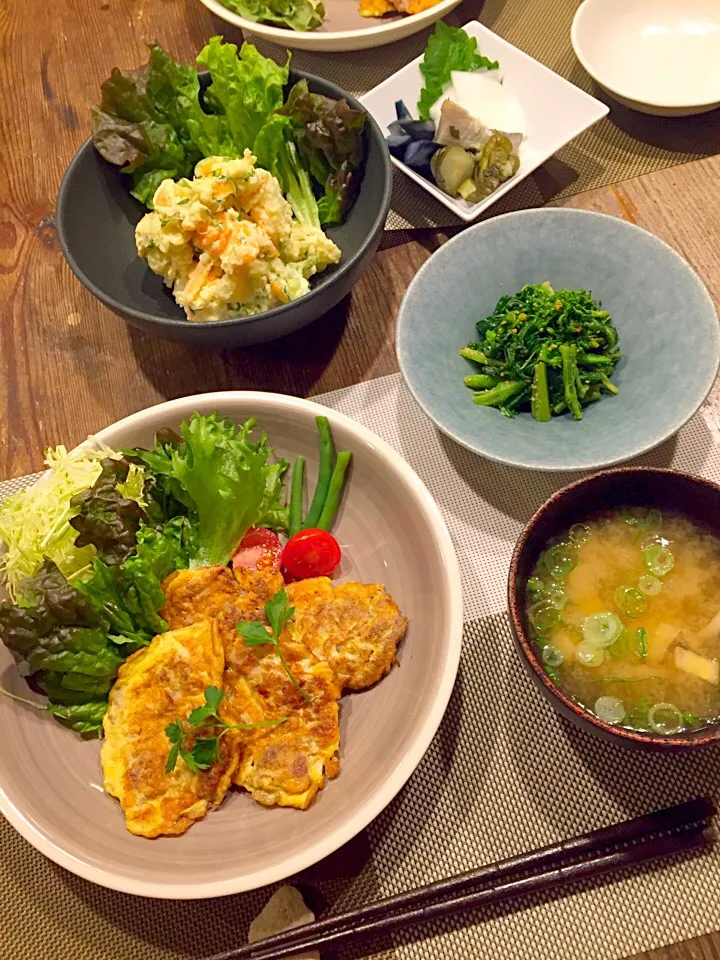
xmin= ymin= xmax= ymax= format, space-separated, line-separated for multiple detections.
xmin=252 ymin=0 xmax=720 ymax=229
xmin=2 ymin=373 xmax=720 ymax=960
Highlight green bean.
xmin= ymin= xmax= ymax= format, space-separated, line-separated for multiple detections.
xmin=288 ymin=456 xmax=305 ymax=539
xmin=302 ymin=416 xmax=334 ymax=530
xmin=317 ymin=452 xmax=352 ymax=531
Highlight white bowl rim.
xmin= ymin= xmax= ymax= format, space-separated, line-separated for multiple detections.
xmin=0 ymin=390 xmax=463 ymax=899
xmin=198 ymin=0 xmax=462 ymax=43
xmin=571 ymin=0 xmax=720 ymax=110
xmin=396 ymin=207 xmax=720 ymax=472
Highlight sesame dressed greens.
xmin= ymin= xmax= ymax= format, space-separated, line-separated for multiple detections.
xmin=460 ymin=282 xmax=620 ymax=421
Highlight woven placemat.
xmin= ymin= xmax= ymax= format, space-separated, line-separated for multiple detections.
xmin=252 ymin=0 xmax=720 ymax=230
xmin=3 ymin=374 xmax=720 ymax=960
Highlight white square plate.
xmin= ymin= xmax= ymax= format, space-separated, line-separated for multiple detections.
xmin=360 ymin=20 xmax=609 ymax=222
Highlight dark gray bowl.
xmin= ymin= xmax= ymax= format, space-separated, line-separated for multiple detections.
xmin=508 ymin=468 xmax=720 ymax=751
xmin=56 ymin=70 xmax=391 ymax=347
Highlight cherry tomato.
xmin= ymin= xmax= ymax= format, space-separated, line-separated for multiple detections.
xmin=231 ymin=528 xmax=282 ymax=572
xmin=281 ymin=528 xmax=342 ymax=580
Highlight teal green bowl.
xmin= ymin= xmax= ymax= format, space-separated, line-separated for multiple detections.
xmin=396 ymin=209 xmax=719 ymax=472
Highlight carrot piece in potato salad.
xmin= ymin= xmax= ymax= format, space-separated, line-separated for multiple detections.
xmin=135 ymin=151 xmax=341 ymax=323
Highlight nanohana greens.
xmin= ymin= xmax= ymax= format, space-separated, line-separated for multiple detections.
xmin=460 ymin=282 xmax=621 ymax=421
xmin=91 ymin=36 xmax=366 ymax=227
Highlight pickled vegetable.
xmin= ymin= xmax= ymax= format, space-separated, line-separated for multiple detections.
xmin=431 ymin=146 xmax=475 ymax=197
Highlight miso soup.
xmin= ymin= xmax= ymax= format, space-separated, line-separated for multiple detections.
xmin=526 ymin=508 xmax=720 ymax=735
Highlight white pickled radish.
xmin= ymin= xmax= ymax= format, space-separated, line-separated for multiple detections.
xmin=448 ymin=71 xmax=526 ymax=135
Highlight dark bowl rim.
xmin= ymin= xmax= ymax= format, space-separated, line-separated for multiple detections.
xmin=507 ymin=466 xmax=720 ymax=749
xmin=55 ymin=68 xmax=392 ymax=331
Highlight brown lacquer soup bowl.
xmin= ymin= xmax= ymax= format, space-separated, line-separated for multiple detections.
xmin=508 ymin=467 xmax=720 ymax=751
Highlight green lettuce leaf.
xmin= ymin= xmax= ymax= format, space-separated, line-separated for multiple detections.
xmin=197 ymin=37 xmax=290 ymax=154
xmin=47 ymin=700 xmax=109 ymax=736
xmin=135 ymin=413 xmax=289 ymax=567
xmin=91 ymin=43 xmax=237 ymax=208
xmin=417 ymin=22 xmax=500 ymax=121
xmin=216 ymin=0 xmax=324 ymax=30
xmin=277 ymin=80 xmax=365 ymax=224
xmin=253 ymin=114 xmax=320 ymax=229
xmin=69 ymin=458 xmax=145 ymax=566
xmin=145 ymin=44 xmax=234 ymax=158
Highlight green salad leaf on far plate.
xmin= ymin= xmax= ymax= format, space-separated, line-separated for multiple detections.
xmin=197 ymin=37 xmax=290 ymax=153
xmin=216 ymin=0 xmax=324 ymax=32
xmin=417 ymin=22 xmax=499 ymax=121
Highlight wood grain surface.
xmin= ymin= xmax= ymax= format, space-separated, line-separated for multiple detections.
xmin=1 ymin=0 xmax=719 ymax=956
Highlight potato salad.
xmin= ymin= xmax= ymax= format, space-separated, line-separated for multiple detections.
xmin=135 ymin=152 xmax=341 ymax=323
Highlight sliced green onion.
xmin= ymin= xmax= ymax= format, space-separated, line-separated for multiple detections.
xmin=582 ymin=612 xmax=623 ymax=647
xmin=613 ymin=585 xmax=646 ymax=619
xmin=541 ymin=544 xmax=578 ymax=579
xmin=638 ymin=575 xmax=662 ymax=597
xmin=631 ymin=508 xmax=662 ymax=544
xmin=594 ymin=696 xmax=625 ymax=724
xmin=568 ymin=523 xmax=591 ymax=546
xmin=644 ymin=544 xmax=675 ymax=577
xmin=528 ymin=601 xmax=560 ymax=634
xmin=608 ymin=628 xmax=630 ymax=658
xmin=576 ymin=641 xmax=605 ymax=667
xmin=633 ymin=627 xmax=648 ymax=659
xmin=648 ymin=702 xmax=683 ymax=736
xmin=542 ymin=645 xmax=564 ymax=667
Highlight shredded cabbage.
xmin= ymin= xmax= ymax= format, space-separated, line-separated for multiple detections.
xmin=0 ymin=441 xmax=146 ymax=601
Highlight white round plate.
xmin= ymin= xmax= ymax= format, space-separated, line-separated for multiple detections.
xmin=572 ymin=0 xmax=720 ymax=116
xmin=198 ymin=0 xmax=462 ymax=51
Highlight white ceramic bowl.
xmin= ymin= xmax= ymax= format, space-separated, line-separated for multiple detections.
xmin=198 ymin=0 xmax=462 ymax=52
xmin=0 ymin=392 xmax=462 ymax=898
xmin=572 ymin=0 xmax=720 ymax=116
xmin=361 ymin=20 xmax=608 ymax=223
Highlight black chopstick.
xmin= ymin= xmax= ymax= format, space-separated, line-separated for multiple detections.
xmin=207 ymin=797 xmax=716 ymax=960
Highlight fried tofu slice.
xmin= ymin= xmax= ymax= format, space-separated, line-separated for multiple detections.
xmin=285 ymin=578 xmax=408 ymax=691
xmin=101 ymin=620 xmax=237 ymax=838
xmin=162 ymin=566 xmax=341 ymax=810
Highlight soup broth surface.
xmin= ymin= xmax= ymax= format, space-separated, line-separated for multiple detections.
xmin=526 ymin=509 xmax=720 ymax=734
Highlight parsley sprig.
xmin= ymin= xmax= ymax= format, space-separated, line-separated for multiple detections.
xmin=164 ymin=686 xmax=285 ymax=774
xmin=237 ymin=588 xmax=311 ymax=704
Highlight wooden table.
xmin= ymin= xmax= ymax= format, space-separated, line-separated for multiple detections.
xmin=2 ymin=0 xmax=720 ymax=956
